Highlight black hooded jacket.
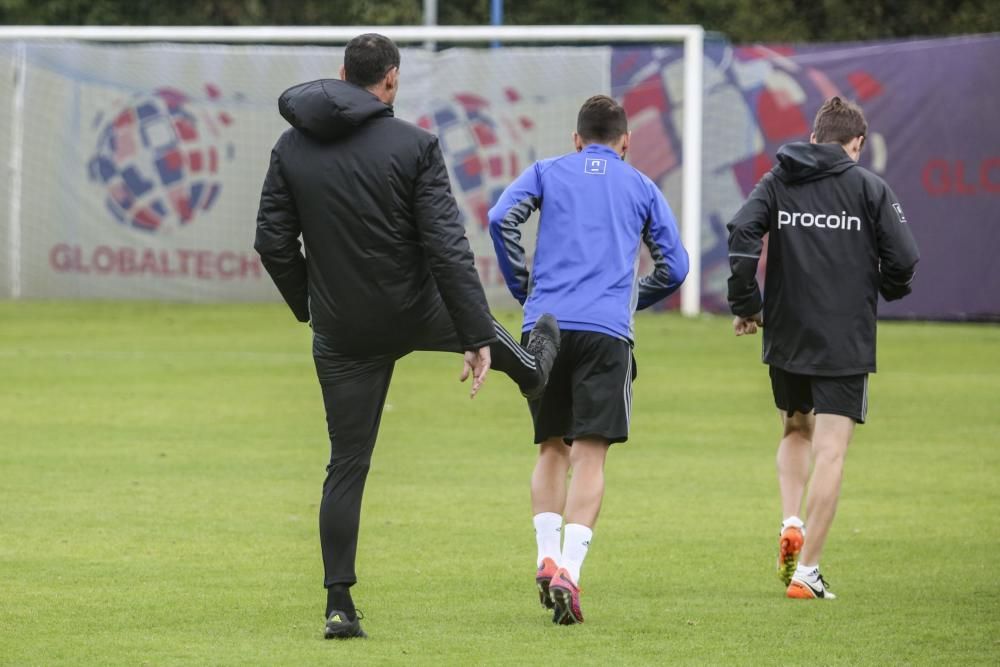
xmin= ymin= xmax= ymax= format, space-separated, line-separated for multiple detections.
xmin=254 ymin=79 xmax=496 ymax=356
xmin=727 ymin=142 xmax=920 ymax=376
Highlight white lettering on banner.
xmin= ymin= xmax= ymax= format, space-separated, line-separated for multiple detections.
xmin=48 ymin=244 xmax=263 ymax=280
xmin=777 ymin=209 xmax=861 ymax=231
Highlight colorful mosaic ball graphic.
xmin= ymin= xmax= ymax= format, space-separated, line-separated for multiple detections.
xmin=417 ymin=89 xmax=536 ymax=230
xmin=88 ymin=85 xmax=235 ymax=233
xmin=614 ymin=45 xmax=887 ymax=311
xmin=617 ymin=45 xmax=886 ymax=199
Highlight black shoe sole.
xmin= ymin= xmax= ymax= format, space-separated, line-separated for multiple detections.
xmin=550 ymin=587 xmax=583 ymax=625
xmin=523 ymin=314 xmax=561 ymax=400
xmin=537 ymin=578 xmax=554 ymax=610
xmin=324 ymin=626 xmax=367 ymax=640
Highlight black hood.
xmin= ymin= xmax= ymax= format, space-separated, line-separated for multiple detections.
xmin=278 ymin=79 xmax=393 ymax=142
xmin=774 ymin=142 xmax=856 ymax=184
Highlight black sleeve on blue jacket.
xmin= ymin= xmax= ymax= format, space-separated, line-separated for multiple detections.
xmin=726 ymin=174 xmax=772 ymax=317
xmin=488 ymin=164 xmax=541 ymax=305
xmin=254 ymin=143 xmax=310 ymax=323
xmin=637 ymin=185 xmax=689 ymax=310
xmin=871 ymin=182 xmax=920 ymax=301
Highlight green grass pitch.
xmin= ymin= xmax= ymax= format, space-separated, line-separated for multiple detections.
xmin=1 ymin=301 xmax=998 ymax=665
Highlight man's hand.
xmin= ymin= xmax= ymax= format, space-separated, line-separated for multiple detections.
xmin=460 ymin=346 xmax=491 ymax=398
xmin=733 ymin=312 xmax=763 ymax=336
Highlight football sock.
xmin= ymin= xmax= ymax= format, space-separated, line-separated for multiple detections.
xmin=782 ymin=515 xmax=805 ymax=532
xmin=326 ymin=584 xmax=356 ymax=621
xmin=794 ymin=563 xmax=819 ymax=580
xmin=560 ymin=523 xmax=593 ymax=583
xmin=533 ymin=512 xmax=563 ymax=567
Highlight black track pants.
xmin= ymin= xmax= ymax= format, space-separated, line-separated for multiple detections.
xmin=313 ymin=306 xmax=537 ymax=588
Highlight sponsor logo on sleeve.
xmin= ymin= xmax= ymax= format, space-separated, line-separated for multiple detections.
xmin=892 ymin=202 xmax=907 ymax=223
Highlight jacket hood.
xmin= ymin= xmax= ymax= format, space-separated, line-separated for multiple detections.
xmin=278 ymin=79 xmax=392 ymax=142
xmin=774 ymin=142 xmax=856 ymax=184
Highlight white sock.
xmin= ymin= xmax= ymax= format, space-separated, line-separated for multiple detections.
xmin=560 ymin=523 xmax=593 ymax=583
xmin=533 ymin=512 xmax=562 ymax=568
xmin=795 ymin=563 xmax=819 ymax=580
xmin=782 ymin=516 xmax=805 ymax=534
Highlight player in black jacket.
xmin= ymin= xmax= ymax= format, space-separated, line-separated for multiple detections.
xmin=254 ymin=34 xmax=559 ymax=639
xmin=727 ymin=97 xmax=919 ymax=600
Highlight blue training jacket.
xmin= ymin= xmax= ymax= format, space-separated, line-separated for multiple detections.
xmin=488 ymin=144 xmax=689 ymax=342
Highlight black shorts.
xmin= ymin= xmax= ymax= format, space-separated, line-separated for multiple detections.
xmin=521 ymin=329 xmax=637 ymax=445
xmin=769 ymin=366 xmax=869 ymax=424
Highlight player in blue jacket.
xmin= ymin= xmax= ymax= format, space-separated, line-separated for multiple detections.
xmin=488 ymin=95 xmax=689 ymax=625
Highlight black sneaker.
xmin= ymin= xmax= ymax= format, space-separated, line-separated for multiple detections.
xmin=522 ymin=314 xmax=560 ymax=401
xmin=324 ymin=609 xmax=367 ymax=639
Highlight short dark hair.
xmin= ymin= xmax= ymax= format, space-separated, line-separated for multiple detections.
xmin=812 ymin=96 xmax=867 ymax=145
xmin=576 ymin=95 xmax=628 ymax=144
xmin=344 ymin=33 xmax=400 ymax=88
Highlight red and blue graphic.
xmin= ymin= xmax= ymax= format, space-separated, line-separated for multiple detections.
xmin=87 ymin=84 xmax=235 ymax=233
xmin=416 ymin=88 xmax=536 ymax=230
xmin=613 ymin=44 xmax=887 ymax=312
xmin=613 ymin=35 xmax=1000 ymax=319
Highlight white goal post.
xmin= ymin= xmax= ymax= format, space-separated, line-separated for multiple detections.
xmin=0 ymin=24 xmax=704 ymax=315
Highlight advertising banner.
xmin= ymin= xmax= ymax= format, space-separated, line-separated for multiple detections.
xmin=5 ymin=42 xmax=606 ymax=306
xmin=2 ymin=36 xmax=997 ymax=318
xmin=613 ymin=34 xmax=1000 ymax=319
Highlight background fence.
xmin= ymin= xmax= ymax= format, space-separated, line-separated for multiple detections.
xmin=1 ymin=33 xmax=997 ymax=318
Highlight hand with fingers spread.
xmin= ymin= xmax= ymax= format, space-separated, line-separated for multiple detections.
xmin=460 ymin=346 xmax=491 ymax=398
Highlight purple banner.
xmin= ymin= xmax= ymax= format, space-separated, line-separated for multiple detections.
xmin=612 ymin=35 xmax=1000 ymax=319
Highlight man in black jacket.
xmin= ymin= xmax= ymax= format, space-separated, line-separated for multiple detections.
xmin=728 ymin=97 xmax=919 ymax=600
xmin=254 ymin=33 xmax=559 ymax=639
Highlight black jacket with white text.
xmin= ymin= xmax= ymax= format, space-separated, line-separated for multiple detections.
xmin=254 ymin=79 xmax=496 ymax=356
xmin=727 ymin=142 xmax=920 ymax=376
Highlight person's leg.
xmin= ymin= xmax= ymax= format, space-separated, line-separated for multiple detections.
xmin=532 ymin=437 xmax=572 ymax=516
xmin=548 ymin=436 xmax=610 ymax=625
xmin=491 ymin=316 xmax=545 ymax=390
xmin=523 ymin=336 xmax=572 ymax=611
xmin=313 ymin=344 xmax=395 ymax=626
xmin=549 ymin=334 xmax=631 ymax=625
xmin=557 ymin=334 xmax=630 ymax=580
xmin=563 ymin=437 xmax=612 ymax=530
xmin=777 ymin=409 xmax=815 ymax=522
xmin=559 ymin=437 xmax=611 ymax=584
xmin=530 ymin=437 xmax=570 ymax=609
xmin=559 ymin=335 xmax=631 ymax=533
xmin=414 ymin=299 xmax=557 ymax=396
xmin=787 ymin=373 xmax=865 ymax=599
xmin=769 ymin=367 xmax=815 ymax=584
xmin=798 ymin=413 xmax=855 ymax=567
